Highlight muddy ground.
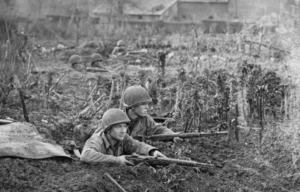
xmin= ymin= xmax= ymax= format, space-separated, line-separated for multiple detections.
xmin=0 ymin=44 xmax=298 ymax=192
xmin=0 ymin=128 xmax=294 ymax=192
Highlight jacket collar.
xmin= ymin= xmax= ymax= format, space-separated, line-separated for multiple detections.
xmin=100 ymin=130 xmax=121 ymax=149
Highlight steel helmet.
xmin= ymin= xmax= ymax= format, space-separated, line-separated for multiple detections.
xmin=69 ymin=55 xmax=81 ymax=64
xmin=123 ymin=86 xmax=152 ymax=108
xmin=117 ymin=40 xmax=125 ymax=47
xmin=102 ymin=108 xmax=131 ymax=131
xmin=91 ymin=53 xmax=102 ymax=63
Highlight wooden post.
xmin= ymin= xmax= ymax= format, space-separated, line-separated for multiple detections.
xmin=14 ymin=75 xmax=29 ymax=122
xmin=259 ymin=91 xmax=264 ymax=152
xmin=235 ymin=104 xmax=239 ymax=142
xmin=104 ymin=173 xmax=127 ymax=192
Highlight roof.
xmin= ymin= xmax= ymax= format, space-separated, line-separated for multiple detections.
xmin=92 ymin=2 xmax=114 ymax=16
xmin=124 ymin=0 xmax=177 ymax=15
xmin=179 ymin=0 xmax=228 ymax=2
xmin=93 ymin=0 xmax=177 ymax=16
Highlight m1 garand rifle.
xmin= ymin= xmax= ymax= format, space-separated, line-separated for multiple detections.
xmin=134 ymin=131 xmax=228 ymax=142
xmin=125 ymin=153 xmax=213 ymax=168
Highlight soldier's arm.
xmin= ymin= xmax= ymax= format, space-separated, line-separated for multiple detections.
xmin=80 ymin=135 xmax=121 ymax=164
xmin=111 ymin=47 xmax=118 ymax=56
xmin=123 ymin=134 xmax=158 ymax=155
xmin=145 ymin=115 xmax=175 ymax=135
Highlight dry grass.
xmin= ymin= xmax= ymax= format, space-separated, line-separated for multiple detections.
xmin=0 ymin=34 xmax=30 ymax=107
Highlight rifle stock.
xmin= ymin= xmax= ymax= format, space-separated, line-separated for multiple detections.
xmin=134 ymin=131 xmax=228 ymax=141
xmin=125 ymin=154 xmax=213 ymax=167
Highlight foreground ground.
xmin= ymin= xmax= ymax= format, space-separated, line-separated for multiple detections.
xmin=0 ymin=127 xmax=295 ymax=192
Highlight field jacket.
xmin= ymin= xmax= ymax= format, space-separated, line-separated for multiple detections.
xmin=127 ymin=114 xmax=175 ymax=138
xmin=80 ymin=130 xmax=156 ymax=164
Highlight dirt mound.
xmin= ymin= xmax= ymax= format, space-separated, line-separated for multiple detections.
xmin=0 ymin=157 xmax=206 ymax=192
xmin=0 ymin=135 xmax=294 ymax=192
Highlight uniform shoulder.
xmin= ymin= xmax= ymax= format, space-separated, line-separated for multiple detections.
xmin=87 ymin=130 xmax=104 ymax=144
xmin=144 ymin=114 xmax=155 ymax=122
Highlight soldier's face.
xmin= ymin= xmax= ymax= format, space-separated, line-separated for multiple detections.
xmin=133 ymin=103 xmax=149 ymax=117
xmin=109 ymin=123 xmax=128 ymax=141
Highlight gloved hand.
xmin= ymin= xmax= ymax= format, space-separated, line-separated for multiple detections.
xmin=173 ymin=132 xmax=183 ymax=143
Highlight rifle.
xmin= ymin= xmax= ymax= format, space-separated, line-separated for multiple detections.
xmin=125 ymin=154 xmax=213 ymax=168
xmin=134 ymin=131 xmax=228 ymax=142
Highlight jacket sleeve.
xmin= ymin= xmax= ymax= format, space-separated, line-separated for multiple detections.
xmin=145 ymin=115 xmax=175 ymax=135
xmin=111 ymin=47 xmax=118 ymax=56
xmin=80 ymin=135 xmax=121 ymax=164
xmin=123 ymin=135 xmax=157 ymax=155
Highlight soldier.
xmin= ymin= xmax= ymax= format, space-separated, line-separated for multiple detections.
xmin=122 ymin=86 xmax=183 ymax=143
xmin=69 ymin=54 xmax=82 ymax=70
xmin=111 ymin=40 xmax=127 ymax=57
xmin=81 ymin=108 xmax=166 ymax=165
xmin=90 ymin=53 xmax=103 ymax=68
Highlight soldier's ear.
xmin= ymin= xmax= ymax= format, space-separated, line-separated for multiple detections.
xmin=128 ymin=106 xmax=135 ymax=111
xmin=105 ymin=127 xmax=112 ymax=133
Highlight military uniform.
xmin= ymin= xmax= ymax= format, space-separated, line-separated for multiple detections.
xmin=127 ymin=113 xmax=174 ymax=137
xmin=81 ymin=129 xmax=157 ymax=164
xmin=80 ymin=108 xmax=158 ymax=164
xmin=90 ymin=53 xmax=103 ymax=68
xmin=111 ymin=40 xmax=127 ymax=56
xmin=111 ymin=47 xmax=126 ymax=56
xmin=69 ymin=54 xmax=82 ymax=70
xmin=123 ymin=86 xmax=175 ymax=138
xmin=84 ymin=86 xmax=177 ymax=145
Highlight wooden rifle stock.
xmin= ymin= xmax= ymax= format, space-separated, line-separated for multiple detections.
xmin=125 ymin=154 xmax=213 ymax=167
xmin=134 ymin=131 xmax=228 ymax=141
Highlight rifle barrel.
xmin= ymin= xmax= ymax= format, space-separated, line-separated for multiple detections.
xmin=126 ymin=156 xmax=213 ymax=167
xmin=145 ymin=131 xmax=228 ymax=141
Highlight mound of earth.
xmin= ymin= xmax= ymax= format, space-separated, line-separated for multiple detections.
xmin=0 ymin=135 xmax=293 ymax=192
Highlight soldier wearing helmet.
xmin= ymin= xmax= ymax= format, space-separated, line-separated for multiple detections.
xmin=81 ymin=108 xmax=166 ymax=165
xmin=111 ymin=40 xmax=127 ymax=57
xmin=90 ymin=53 xmax=103 ymax=68
xmin=122 ymin=86 xmax=183 ymax=143
xmin=69 ymin=54 xmax=82 ymax=69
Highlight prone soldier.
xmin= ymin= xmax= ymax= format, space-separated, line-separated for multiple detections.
xmin=69 ymin=54 xmax=82 ymax=70
xmin=111 ymin=40 xmax=127 ymax=57
xmin=81 ymin=108 xmax=166 ymax=165
xmin=92 ymin=86 xmax=183 ymax=143
xmin=122 ymin=86 xmax=183 ymax=143
xmin=90 ymin=53 xmax=103 ymax=68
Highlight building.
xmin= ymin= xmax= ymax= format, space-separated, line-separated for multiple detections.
xmin=92 ymin=0 xmax=178 ymax=23
xmin=287 ymin=0 xmax=300 ymax=17
xmin=227 ymin=0 xmax=288 ymax=22
xmin=123 ymin=0 xmax=178 ymax=22
xmin=177 ymin=0 xmax=229 ymax=22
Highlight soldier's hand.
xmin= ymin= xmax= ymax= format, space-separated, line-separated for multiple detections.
xmin=118 ymin=155 xmax=134 ymax=166
xmin=173 ymin=137 xmax=183 ymax=143
xmin=151 ymin=150 xmax=167 ymax=158
xmin=173 ymin=132 xmax=183 ymax=143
